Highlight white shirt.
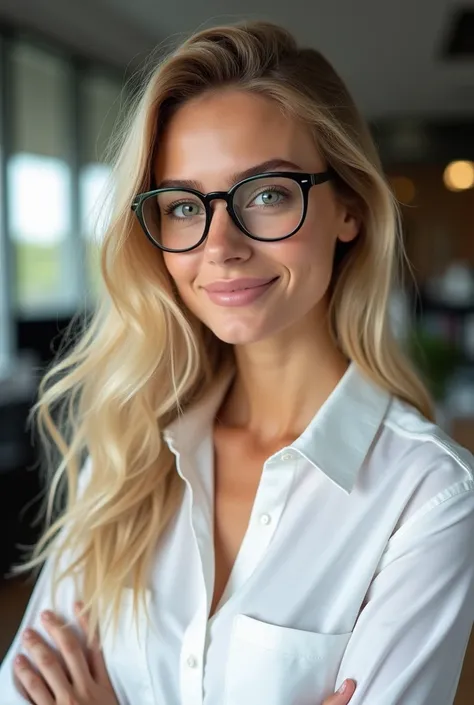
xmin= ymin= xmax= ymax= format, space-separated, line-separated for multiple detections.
xmin=2 ymin=362 xmax=474 ymax=705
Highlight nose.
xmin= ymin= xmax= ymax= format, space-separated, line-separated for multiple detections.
xmin=202 ymin=200 xmax=252 ymax=265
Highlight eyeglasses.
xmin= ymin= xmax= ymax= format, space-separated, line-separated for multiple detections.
xmin=131 ymin=168 xmax=335 ymax=253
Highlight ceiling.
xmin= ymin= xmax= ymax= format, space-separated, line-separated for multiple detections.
xmin=1 ymin=0 xmax=474 ymax=120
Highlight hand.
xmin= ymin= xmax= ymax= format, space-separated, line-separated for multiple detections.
xmin=12 ymin=601 xmax=120 ymax=705
xmin=322 ymin=678 xmax=357 ymax=704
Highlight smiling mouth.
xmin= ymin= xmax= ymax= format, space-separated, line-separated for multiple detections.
xmin=204 ymin=276 xmax=279 ymax=293
xmin=202 ymin=276 xmax=280 ymax=307
xmin=227 ymin=278 xmax=278 ymax=292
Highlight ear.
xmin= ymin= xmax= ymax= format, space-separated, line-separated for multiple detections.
xmin=338 ymin=211 xmax=361 ymax=242
xmin=337 ymin=203 xmax=361 ymax=243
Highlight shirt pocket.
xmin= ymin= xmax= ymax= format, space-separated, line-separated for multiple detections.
xmin=223 ymin=614 xmax=352 ymax=705
xmin=100 ymin=587 xmax=155 ymax=705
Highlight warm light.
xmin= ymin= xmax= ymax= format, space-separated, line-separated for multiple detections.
xmin=443 ymin=160 xmax=474 ymax=191
xmin=389 ymin=176 xmax=416 ymax=204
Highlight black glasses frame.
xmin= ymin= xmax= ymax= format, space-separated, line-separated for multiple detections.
xmin=131 ymin=168 xmax=335 ymax=253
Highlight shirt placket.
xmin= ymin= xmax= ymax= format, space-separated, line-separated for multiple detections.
xmin=170 ymin=436 xmax=216 ymax=705
xmin=216 ymin=455 xmax=297 ymax=611
xmin=176 ymin=438 xmax=300 ymax=705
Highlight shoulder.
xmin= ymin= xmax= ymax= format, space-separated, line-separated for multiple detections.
xmin=382 ymin=397 xmax=474 ymax=480
xmin=371 ymin=398 xmax=474 ymax=531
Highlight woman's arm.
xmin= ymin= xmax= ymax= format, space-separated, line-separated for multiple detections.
xmin=335 ymin=480 xmax=474 ymax=704
xmin=0 ymin=459 xmax=94 ymax=704
xmin=0 ymin=553 xmax=82 ymax=702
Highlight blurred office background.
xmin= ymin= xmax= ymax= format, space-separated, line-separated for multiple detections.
xmin=1 ymin=0 xmax=474 ymax=700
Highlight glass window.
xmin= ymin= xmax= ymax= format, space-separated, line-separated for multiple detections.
xmin=7 ymin=42 xmax=75 ymax=316
xmin=80 ymin=72 xmax=123 ymax=302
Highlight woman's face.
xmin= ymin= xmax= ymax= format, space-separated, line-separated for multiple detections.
xmin=154 ymin=90 xmax=359 ymax=345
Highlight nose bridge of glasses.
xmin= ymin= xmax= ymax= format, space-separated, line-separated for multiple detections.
xmin=205 ymin=191 xmax=239 ymax=230
xmin=203 ymin=190 xmax=246 ymax=245
xmin=205 ymin=190 xmax=233 ymax=210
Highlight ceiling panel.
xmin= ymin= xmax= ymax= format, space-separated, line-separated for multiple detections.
xmin=0 ymin=0 xmax=473 ymax=118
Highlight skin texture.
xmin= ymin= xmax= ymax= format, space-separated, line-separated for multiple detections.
xmin=13 ymin=604 xmax=119 ymax=705
xmin=156 ymin=89 xmax=360 ymax=444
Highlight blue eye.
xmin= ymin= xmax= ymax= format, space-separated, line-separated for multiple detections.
xmin=251 ymin=189 xmax=286 ymax=206
xmin=164 ymin=201 xmax=203 ymax=218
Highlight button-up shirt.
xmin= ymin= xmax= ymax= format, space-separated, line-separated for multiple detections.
xmin=2 ymin=362 xmax=474 ymax=704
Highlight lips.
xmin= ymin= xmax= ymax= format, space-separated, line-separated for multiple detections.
xmin=203 ymin=277 xmax=278 ymax=293
xmin=203 ymin=276 xmax=279 ymax=307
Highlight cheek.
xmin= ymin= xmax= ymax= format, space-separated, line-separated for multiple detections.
xmin=162 ymin=252 xmax=205 ymax=318
xmin=162 ymin=252 xmax=198 ymax=291
xmin=271 ymin=220 xmax=337 ymax=280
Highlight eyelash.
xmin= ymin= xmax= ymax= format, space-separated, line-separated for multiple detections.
xmin=162 ymin=186 xmax=289 ymax=217
xmin=250 ymin=186 xmax=288 ymax=203
xmin=162 ymin=200 xmax=201 ymax=216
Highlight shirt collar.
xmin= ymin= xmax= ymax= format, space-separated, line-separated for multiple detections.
xmin=162 ymin=366 xmax=235 ymax=451
xmin=291 ymin=363 xmax=391 ymax=493
xmin=163 ymin=362 xmax=391 ymax=495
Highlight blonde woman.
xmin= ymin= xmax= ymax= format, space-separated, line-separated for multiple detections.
xmin=1 ymin=20 xmax=474 ymax=705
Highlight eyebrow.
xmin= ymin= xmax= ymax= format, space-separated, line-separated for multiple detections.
xmin=156 ymin=158 xmax=304 ymax=190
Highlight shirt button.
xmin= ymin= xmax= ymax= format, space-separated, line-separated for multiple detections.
xmin=281 ymin=452 xmax=295 ymax=461
xmin=260 ymin=513 xmax=271 ymax=525
xmin=187 ymin=655 xmax=198 ymax=668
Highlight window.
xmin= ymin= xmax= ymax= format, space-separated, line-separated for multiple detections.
xmin=80 ymin=72 xmax=123 ymax=302
xmin=7 ymin=42 xmax=76 ymax=317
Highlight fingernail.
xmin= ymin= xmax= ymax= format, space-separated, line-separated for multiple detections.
xmin=338 ymin=680 xmax=347 ymax=694
xmin=41 ymin=610 xmax=54 ymax=623
xmin=74 ymin=601 xmax=84 ymax=611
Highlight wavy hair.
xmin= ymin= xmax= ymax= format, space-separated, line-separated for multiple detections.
xmin=10 ymin=20 xmax=434 ymax=646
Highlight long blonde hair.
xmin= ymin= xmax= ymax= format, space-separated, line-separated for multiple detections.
xmin=10 ymin=20 xmax=434 ymax=645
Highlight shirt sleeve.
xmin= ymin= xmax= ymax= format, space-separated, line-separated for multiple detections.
xmin=334 ymin=479 xmax=474 ymax=705
xmin=0 ymin=458 xmax=113 ymax=704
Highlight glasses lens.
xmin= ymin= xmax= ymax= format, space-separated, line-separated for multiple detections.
xmin=142 ymin=190 xmax=206 ymax=251
xmin=233 ymin=176 xmax=304 ymax=239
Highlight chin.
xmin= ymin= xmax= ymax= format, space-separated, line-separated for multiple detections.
xmin=206 ymin=318 xmax=278 ymax=346
xmin=213 ymin=331 xmax=264 ymax=345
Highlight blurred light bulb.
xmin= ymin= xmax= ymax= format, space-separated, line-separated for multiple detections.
xmin=443 ymin=160 xmax=474 ymax=191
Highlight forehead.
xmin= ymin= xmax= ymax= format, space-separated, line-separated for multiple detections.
xmin=154 ymin=90 xmax=324 ymax=187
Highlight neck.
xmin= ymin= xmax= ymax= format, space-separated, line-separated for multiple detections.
xmin=217 ymin=308 xmax=349 ymax=446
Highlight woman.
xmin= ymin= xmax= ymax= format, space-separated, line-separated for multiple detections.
xmin=1 ymin=20 xmax=474 ymax=705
